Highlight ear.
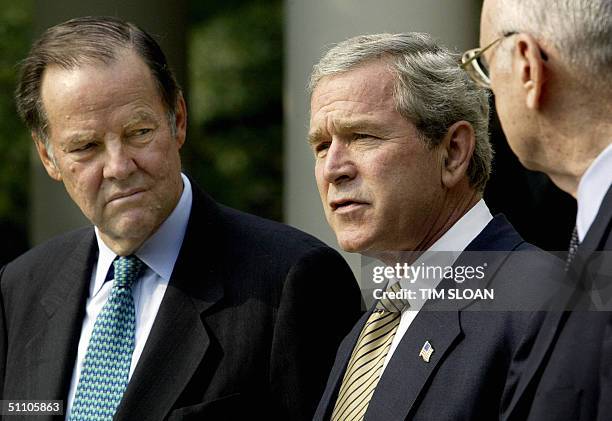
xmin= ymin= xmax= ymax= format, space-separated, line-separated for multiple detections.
xmin=33 ymin=132 xmax=62 ymax=181
xmin=440 ymin=121 xmax=475 ymax=189
xmin=513 ymin=33 xmax=546 ymax=110
xmin=173 ymin=93 xmax=187 ymax=149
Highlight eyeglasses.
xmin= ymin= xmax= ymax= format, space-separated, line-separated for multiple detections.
xmin=461 ymin=32 xmax=517 ymax=88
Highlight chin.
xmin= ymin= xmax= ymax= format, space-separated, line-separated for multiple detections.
xmin=336 ymin=234 xmax=372 ymax=253
xmin=106 ymin=215 xmax=159 ymax=241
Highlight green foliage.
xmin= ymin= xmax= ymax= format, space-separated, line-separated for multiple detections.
xmin=185 ymin=0 xmax=283 ymax=220
xmin=0 ymin=0 xmax=32 ymax=229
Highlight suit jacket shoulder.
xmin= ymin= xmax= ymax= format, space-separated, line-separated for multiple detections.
xmin=1 ymin=226 xmax=96 ymax=405
xmin=1 ymin=226 xmax=95 ymax=297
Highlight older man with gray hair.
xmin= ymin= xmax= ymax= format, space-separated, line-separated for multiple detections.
xmin=464 ymin=0 xmax=612 ymax=419
xmin=309 ymin=32 xmax=561 ymax=421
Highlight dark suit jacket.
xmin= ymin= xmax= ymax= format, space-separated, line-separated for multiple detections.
xmin=0 ymin=185 xmax=363 ymax=420
xmin=502 ymin=185 xmax=612 ymax=421
xmin=314 ymin=214 xmax=562 ymax=421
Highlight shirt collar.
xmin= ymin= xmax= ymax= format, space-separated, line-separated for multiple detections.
xmin=395 ymin=199 xmax=492 ymax=305
xmin=427 ymin=198 xmax=493 ymax=253
xmin=93 ymin=173 xmax=193 ymax=295
xmin=576 ymin=143 xmax=612 ymax=242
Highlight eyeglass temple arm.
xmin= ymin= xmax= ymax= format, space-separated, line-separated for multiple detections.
xmin=460 ymin=31 xmax=518 ymax=69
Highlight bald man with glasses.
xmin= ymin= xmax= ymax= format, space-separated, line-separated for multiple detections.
xmin=463 ymin=1 xmax=612 ymax=420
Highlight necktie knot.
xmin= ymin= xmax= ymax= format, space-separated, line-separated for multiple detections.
xmin=376 ymin=281 xmax=410 ymax=313
xmin=113 ymin=255 xmax=144 ymax=289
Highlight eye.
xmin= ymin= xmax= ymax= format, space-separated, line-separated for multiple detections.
xmin=314 ymin=141 xmax=331 ymax=157
xmin=353 ymin=133 xmax=376 ymax=140
xmin=72 ymin=142 xmax=96 ymax=153
xmin=130 ymin=128 xmax=152 ymax=137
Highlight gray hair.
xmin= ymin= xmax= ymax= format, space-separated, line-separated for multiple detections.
xmin=494 ymin=0 xmax=612 ymax=86
xmin=308 ymin=32 xmax=492 ymax=192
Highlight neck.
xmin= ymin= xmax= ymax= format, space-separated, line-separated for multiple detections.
xmin=415 ymin=188 xmax=481 ymax=251
xmin=542 ymin=92 xmax=612 ymax=197
xmin=546 ymin=128 xmax=612 ymax=198
xmin=99 ymin=233 xmax=148 ymax=256
xmin=371 ymin=186 xmax=481 ymax=265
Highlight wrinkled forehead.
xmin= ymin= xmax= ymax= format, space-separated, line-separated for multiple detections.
xmin=39 ymin=51 xmax=163 ymax=130
xmin=310 ymin=62 xmax=396 ymax=113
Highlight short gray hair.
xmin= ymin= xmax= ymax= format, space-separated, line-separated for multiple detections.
xmin=308 ymin=32 xmax=492 ymax=192
xmin=494 ymin=0 xmax=612 ymax=86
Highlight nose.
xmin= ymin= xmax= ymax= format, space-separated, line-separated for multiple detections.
xmin=102 ymin=141 xmax=137 ymax=180
xmin=322 ymin=140 xmax=357 ymax=185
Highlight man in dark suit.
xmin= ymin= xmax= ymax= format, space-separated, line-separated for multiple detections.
xmin=308 ymin=32 xmax=562 ymax=420
xmin=0 ymin=16 xmax=362 ymax=420
xmin=462 ymin=0 xmax=612 ymax=419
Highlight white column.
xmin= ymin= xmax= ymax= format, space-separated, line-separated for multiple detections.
xmin=284 ymin=0 xmax=481 ymax=277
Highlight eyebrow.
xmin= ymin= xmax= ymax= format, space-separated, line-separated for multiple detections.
xmin=66 ymin=131 xmax=97 ymax=146
xmin=307 ymin=118 xmax=391 ymax=145
xmin=122 ymin=110 xmax=159 ymax=129
xmin=307 ymin=128 xmax=326 ymax=146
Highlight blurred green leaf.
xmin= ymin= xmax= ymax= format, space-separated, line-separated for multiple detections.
xmin=186 ymin=0 xmax=283 ymax=220
xmin=0 ymin=0 xmax=32 ymax=226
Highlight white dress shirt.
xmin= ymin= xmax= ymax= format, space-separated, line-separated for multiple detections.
xmin=66 ymin=174 xmax=193 ymax=417
xmin=576 ymin=142 xmax=612 ymax=242
xmin=380 ymin=199 xmax=493 ymax=374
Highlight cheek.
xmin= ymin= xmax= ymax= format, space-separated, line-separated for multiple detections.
xmin=314 ymin=163 xmax=327 ymax=195
xmin=60 ymin=167 xmax=102 ymax=215
xmin=158 ymin=138 xmax=183 ymax=170
xmin=493 ymin=96 xmax=518 ymax=140
xmin=61 ymin=161 xmax=93 ymax=190
xmin=376 ymin=163 xmax=438 ymax=210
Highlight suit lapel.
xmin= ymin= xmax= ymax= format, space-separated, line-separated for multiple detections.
xmin=115 ymin=184 xmax=225 ymax=420
xmin=25 ymin=230 xmax=96 ymax=401
xmin=365 ymin=310 xmax=460 ymax=420
xmin=315 ymin=311 xmax=372 ymax=419
xmin=503 ymin=310 xmax=566 ymax=420
xmin=115 ymin=275 xmax=221 ymax=419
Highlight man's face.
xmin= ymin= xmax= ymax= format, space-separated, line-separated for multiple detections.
xmin=309 ymin=61 xmax=445 ymax=253
xmin=37 ymin=48 xmax=186 ymax=253
xmin=480 ymin=0 xmax=543 ymax=170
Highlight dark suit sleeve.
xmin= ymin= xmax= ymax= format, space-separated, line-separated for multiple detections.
xmin=269 ymin=246 xmax=362 ymax=420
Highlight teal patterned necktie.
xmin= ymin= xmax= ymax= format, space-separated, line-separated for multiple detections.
xmin=70 ymin=255 xmax=144 ymax=421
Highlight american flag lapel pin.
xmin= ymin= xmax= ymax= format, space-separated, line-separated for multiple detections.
xmin=419 ymin=340 xmax=434 ymax=363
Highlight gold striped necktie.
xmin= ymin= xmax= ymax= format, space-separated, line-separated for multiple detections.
xmin=331 ymin=282 xmax=409 ymax=421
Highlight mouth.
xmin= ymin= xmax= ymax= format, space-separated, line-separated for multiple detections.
xmin=330 ymin=199 xmax=368 ymax=213
xmin=107 ymin=189 xmax=146 ymax=204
